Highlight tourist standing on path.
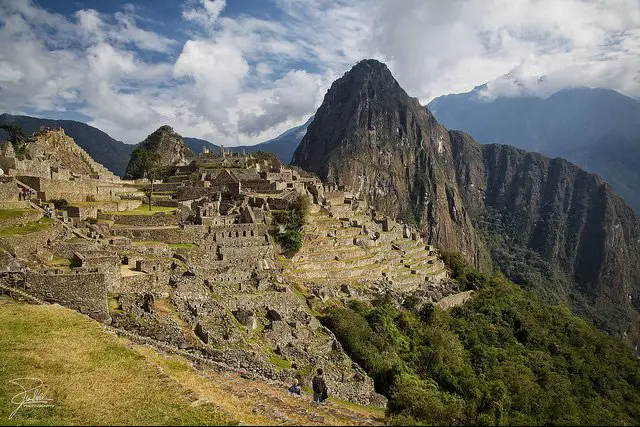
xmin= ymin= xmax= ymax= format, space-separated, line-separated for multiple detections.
xmin=312 ymin=368 xmax=328 ymax=403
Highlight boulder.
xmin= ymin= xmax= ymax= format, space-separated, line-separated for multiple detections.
xmin=234 ymin=309 xmax=257 ymax=330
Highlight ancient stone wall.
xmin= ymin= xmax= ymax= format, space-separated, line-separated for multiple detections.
xmin=112 ymin=225 xmax=204 ymax=244
xmin=153 ymin=183 xmax=180 ymax=192
xmin=18 ymin=176 xmax=131 ymax=202
xmin=115 ymin=272 xmax=172 ymax=296
xmin=25 ymin=270 xmax=109 ymax=322
xmin=175 ymin=186 xmax=223 ymax=200
xmin=0 ymin=222 xmax=65 ymax=258
xmin=206 ymin=267 xmax=253 ymax=285
xmin=67 ymin=199 xmax=141 ymax=219
xmin=0 ymin=180 xmax=19 ymax=201
xmin=208 ymin=223 xmax=268 ymax=246
xmin=51 ymin=241 xmax=101 ymax=259
xmin=241 ymin=180 xmax=279 ymax=193
xmin=219 ymin=246 xmax=272 ymax=263
xmin=99 ymin=212 xmax=180 ymax=227
xmin=76 ymin=251 xmax=121 ymax=291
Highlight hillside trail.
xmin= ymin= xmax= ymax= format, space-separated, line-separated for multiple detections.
xmin=133 ymin=343 xmax=386 ymax=426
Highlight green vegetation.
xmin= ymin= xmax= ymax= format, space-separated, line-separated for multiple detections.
xmin=168 ymin=243 xmax=197 ymax=249
xmin=0 ymin=122 xmax=26 ymax=158
xmin=104 ymin=204 xmax=176 ymax=216
xmin=0 ymin=217 xmax=54 ymax=237
xmin=0 ymin=302 xmax=231 ymax=425
xmin=272 ymin=195 xmax=310 ymax=256
xmin=131 ymin=240 xmax=164 ymax=246
xmin=322 ymin=253 xmax=640 ymax=425
xmin=0 ymin=208 xmax=35 ymax=219
xmin=276 ymin=230 xmax=303 ymax=255
xmin=474 ymin=207 xmax=622 ymax=336
xmin=269 ymin=355 xmax=292 ymax=370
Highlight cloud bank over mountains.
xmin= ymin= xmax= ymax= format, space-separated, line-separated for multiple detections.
xmin=0 ymin=0 xmax=638 ymax=144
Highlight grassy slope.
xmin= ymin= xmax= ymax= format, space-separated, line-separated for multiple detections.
xmin=0 ymin=209 xmax=35 ymax=220
xmin=103 ymin=204 xmax=176 ymax=216
xmin=0 ymin=300 xmax=384 ymax=426
xmin=0 ymin=300 xmax=230 ymax=426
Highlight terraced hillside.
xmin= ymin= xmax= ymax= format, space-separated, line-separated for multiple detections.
xmin=280 ymin=203 xmax=452 ymax=300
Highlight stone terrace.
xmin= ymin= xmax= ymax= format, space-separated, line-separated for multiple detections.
xmin=281 ymin=203 xmax=448 ymax=296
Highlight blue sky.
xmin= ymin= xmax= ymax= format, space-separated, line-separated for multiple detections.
xmin=0 ymin=0 xmax=638 ymax=145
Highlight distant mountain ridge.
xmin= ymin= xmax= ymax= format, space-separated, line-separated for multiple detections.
xmin=428 ymin=87 xmax=640 ymax=213
xmin=0 ymin=113 xmax=134 ymax=177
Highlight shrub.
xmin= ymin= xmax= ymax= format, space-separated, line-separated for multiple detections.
xmin=51 ymin=199 xmax=69 ymax=209
xmin=276 ymin=230 xmax=302 ymax=255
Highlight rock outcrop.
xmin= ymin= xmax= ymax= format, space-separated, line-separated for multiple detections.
xmin=124 ymin=125 xmax=195 ymax=179
xmin=292 ymin=59 xmax=640 ymax=348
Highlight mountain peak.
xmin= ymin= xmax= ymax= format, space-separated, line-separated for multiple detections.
xmin=124 ymin=125 xmax=195 ymax=179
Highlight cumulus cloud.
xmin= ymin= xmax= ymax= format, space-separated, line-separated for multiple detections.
xmin=0 ymin=0 xmax=638 ymax=145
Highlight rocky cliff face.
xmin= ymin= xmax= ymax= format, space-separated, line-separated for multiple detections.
xmin=450 ymin=132 xmax=640 ymax=341
xmin=292 ymin=59 xmax=640 ymax=348
xmin=124 ymin=125 xmax=195 ymax=179
xmin=293 ymin=59 xmax=485 ymax=266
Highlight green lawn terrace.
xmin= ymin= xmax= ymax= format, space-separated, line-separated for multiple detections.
xmin=103 ymin=204 xmax=177 ymax=216
xmin=0 ymin=207 xmax=62 ymax=261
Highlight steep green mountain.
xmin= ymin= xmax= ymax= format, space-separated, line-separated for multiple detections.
xmin=292 ymin=59 xmax=640 ymax=349
xmin=124 ymin=125 xmax=195 ymax=179
xmin=0 ymin=113 xmax=134 ymax=177
xmin=184 ymin=117 xmax=312 ymax=164
xmin=428 ymin=87 xmax=640 ymax=214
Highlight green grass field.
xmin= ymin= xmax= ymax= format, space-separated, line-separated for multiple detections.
xmin=0 ymin=301 xmax=231 ymax=426
xmin=0 ymin=209 xmax=36 ymax=220
xmin=168 ymin=243 xmax=197 ymax=249
xmin=0 ymin=301 xmax=385 ymax=426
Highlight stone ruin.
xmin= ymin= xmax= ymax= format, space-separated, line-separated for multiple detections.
xmin=0 ymin=132 xmax=463 ymax=408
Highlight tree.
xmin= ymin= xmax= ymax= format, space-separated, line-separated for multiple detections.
xmin=0 ymin=123 xmax=26 ymax=157
xmin=131 ymin=147 xmax=162 ymax=211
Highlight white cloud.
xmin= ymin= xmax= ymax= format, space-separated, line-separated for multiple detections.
xmin=0 ymin=0 xmax=638 ymax=146
xmin=365 ymin=0 xmax=640 ymax=101
xmin=182 ymin=0 xmax=226 ymax=32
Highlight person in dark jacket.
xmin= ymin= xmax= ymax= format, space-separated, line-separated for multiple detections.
xmin=312 ymin=368 xmax=328 ymax=403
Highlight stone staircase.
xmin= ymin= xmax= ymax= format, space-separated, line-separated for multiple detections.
xmin=0 ymin=272 xmax=47 ymax=304
xmin=67 ymin=142 xmax=120 ymax=181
